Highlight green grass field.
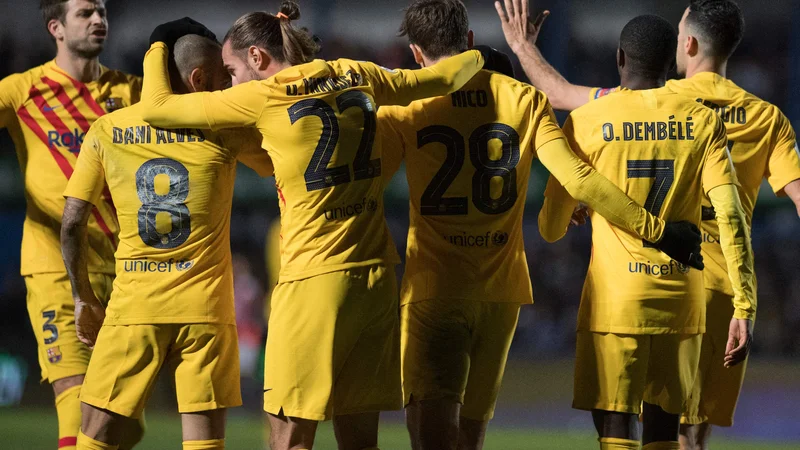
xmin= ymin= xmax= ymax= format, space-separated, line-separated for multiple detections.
xmin=0 ymin=409 xmax=796 ymax=450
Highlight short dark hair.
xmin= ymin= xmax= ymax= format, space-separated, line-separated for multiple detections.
xmin=399 ymin=0 xmax=469 ymax=60
xmin=619 ymin=15 xmax=677 ymax=78
xmin=686 ymin=0 xmax=745 ymax=59
xmin=40 ymin=0 xmax=69 ymax=26
xmin=223 ymin=1 xmax=319 ymax=66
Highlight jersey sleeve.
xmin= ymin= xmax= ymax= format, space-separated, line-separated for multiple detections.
xmin=128 ymin=74 xmax=143 ymax=105
xmin=765 ymin=111 xmax=800 ymax=195
xmin=538 ymin=174 xmax=578 ymax=243
xmin=0 ymin=73 xmax=26 ymax=129
xmin=141 ymin=43 xmax=267 ymax=130
xmin=531 ymin=91 xmax=566 ymax=150
xmin=702 ymin=115 xmax=738 ymax=195
xmin=355 ymin=50 xmax=483 ymax=107
xmin=707 ymin=183 xmax=756 ymax=319
xmin=227 ymin=129 xmax=274 ymax=177
xmin=376 ymin=106 xmax=408 ymax=183
xmin=538 ymin=116 xmax=665 ymax=243
xmin=64 ymin=123 xmax=106 ymax=206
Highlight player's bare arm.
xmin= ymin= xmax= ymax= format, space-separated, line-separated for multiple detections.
xmin=494 ymin=0 xmax=591 ymax=111
xmin=61 ymin=196 xmax=105 ymax=348
xmin=783 ymin=178 xmax=800 ymax=217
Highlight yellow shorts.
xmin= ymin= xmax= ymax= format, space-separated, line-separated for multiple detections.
xmin=682 ymin=289 xmax=748 ymax=426
xmin=80 ymin=323 xmax=241 ymax=418
xmin=264 ymin=264 xmax=401 ymax=421
xmin=401 ymin=299 xmax=520 ymax=421
xmin=573 ymin=331 xmax=702 ymax=415
xmin=24 ymin=272 xmax=114 ymax=383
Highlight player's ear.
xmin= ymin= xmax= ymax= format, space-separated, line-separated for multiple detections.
xmin=686 ymin=35 xmax=699 ymax=58
xmin=409 ymin=44 xmax=425 ymax=68
xmin=617 ymin=47 xmax=625 ymax=70
xmin=467 ymin=30 xmax=474 ymax=49
xmin=249 ymin=46 xmax=271 ymax=71
xmin=188 ymin=67 xmax=207 ymax=93
xmin=47 ymin=19 xmax=64 ymax=41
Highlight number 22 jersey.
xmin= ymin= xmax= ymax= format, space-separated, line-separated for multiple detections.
xmin=379 ymin=71 xmax=565 ymax=305
xmin=64 ymin=103 xmax=273 ymax=325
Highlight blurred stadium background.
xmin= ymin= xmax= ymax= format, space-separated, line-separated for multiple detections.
xmin=1 ymin=0 xmax=799 ymax=448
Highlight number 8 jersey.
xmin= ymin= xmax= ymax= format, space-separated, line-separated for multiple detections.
xmin=551 ymin=87 xmax=736 ymax=334
xmin=378 ymin=71 xmax=565 ymax=305
xmin=64 ymin=103 xmax=274 ymax=325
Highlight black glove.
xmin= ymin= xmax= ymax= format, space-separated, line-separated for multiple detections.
xmin=149 ymin=17 xmax=218 ymax=50
xmin=472 ymin=45 xmax=515 ymax=78
xmin=653 ymin=221 xmax=704 ymax=270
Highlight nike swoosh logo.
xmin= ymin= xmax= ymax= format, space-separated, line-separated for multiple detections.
xmin=43 ymin=105 xmax=61 ymax=112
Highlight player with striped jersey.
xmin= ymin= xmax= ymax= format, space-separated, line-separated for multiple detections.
xmin=0 ymin=2 xmax=141 ymax=448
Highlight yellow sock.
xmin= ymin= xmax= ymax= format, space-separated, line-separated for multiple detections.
xmin=642 ymin=442 xmax=680 ymax=450
xmin=55 ymin=385 xmax=82 ymax=450
xmin=76 ymin=431 xmax=118 ymax=450
xmin=599 ymin=437 xmax=642 ymax=450
xmin=183 ymin=439 xmax=225 ymax=450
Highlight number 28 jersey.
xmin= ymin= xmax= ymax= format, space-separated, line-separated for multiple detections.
xmin=65 ymin=103 xmax=273 ymax=325
xmin=379 ymin=71 xmax=565 ymax=305
xmin=564 ymin=88 xmax=736 ymax=334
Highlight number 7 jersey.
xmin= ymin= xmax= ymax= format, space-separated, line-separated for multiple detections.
xmin=64 ymin=103 xmax=274 ymax=325
xmin=561 ymin=87 xmax=736 ymax=334
xmin=378 ymin=70 xmax=565 ymax=305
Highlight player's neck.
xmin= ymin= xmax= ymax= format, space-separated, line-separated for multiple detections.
xmin=54 ymin=49 xmax=102 ymax=83
xmin=686 ymin=57 xmax=728 ymax=79
xmin=619 ymin=74 xmax=664 ymax=91
xmin=423 ymin=53 xmax=460 ymax=68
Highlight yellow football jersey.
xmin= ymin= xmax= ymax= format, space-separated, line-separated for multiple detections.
xmin=64 ymin=103 xmax=273 ymax=325
xmin=549 ymin=87 xmax=736 ymax=334
xmin=140 ymin=43 xmax=484 ymax=282
xmin=0 ymin=61 xmax=141 ymax=275
xmin=666 ymin=73 xmax=800 ymax=296
xmin=379 ymin=70 xmax=564 ymax=305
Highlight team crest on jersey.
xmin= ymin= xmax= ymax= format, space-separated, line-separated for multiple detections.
xmin=46 ymin=346 xmax=62 ymax=364
xmin=105 ymin=97 xmax=124 ymax=112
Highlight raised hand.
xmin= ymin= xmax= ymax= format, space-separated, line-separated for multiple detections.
xmin=494 ymin=0 xmax=550 ymax=53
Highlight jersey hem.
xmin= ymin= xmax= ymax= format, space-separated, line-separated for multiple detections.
xmin=278 ymin=257 xmax=399 ymax=283
xmin=102 ymin=317 xmax=237 ymax=326
xmin=400 ymin=295 xmax=533 ymax=306
xmin=577 ymin=325 xmax=705 ymax=335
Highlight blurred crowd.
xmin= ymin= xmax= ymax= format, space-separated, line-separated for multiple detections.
xmin=1 ymin=1 xmax=798 ymax=402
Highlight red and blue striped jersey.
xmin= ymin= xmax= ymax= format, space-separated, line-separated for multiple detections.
xmin=0 ymin=60 xmax=141 ymax=275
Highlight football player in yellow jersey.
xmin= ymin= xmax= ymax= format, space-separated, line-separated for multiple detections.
xmin=496 ymin=1 xmax=800 ymax=448
xmin=531 ymin=14 xmax=757 ymax=450
xmin=378 ymin=2 xmax=706 ymax=449
xmin=0 ymin=1 xmax=142 ymax=448
xmin=60 ymin=32 xmax=274 ymax=450
xmin=136 ymin=3 xmax=502 ymax=448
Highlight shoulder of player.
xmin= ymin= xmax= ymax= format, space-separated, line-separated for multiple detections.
xmin=97 ymin=67 xmax=142 ymax=89
xmin=0 ymin=66 xmax=43 ymax=100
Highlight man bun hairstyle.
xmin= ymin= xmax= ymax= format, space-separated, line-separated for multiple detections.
xmin=686 ymin=0 xmax=745 ymax=59
xmin=619 ymin=15 xmax=678 ymax=78
xmin=223 ymin=1 xmax=319 ymax=66
xmin=399 ymin=0 xmax=470 ymax=60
